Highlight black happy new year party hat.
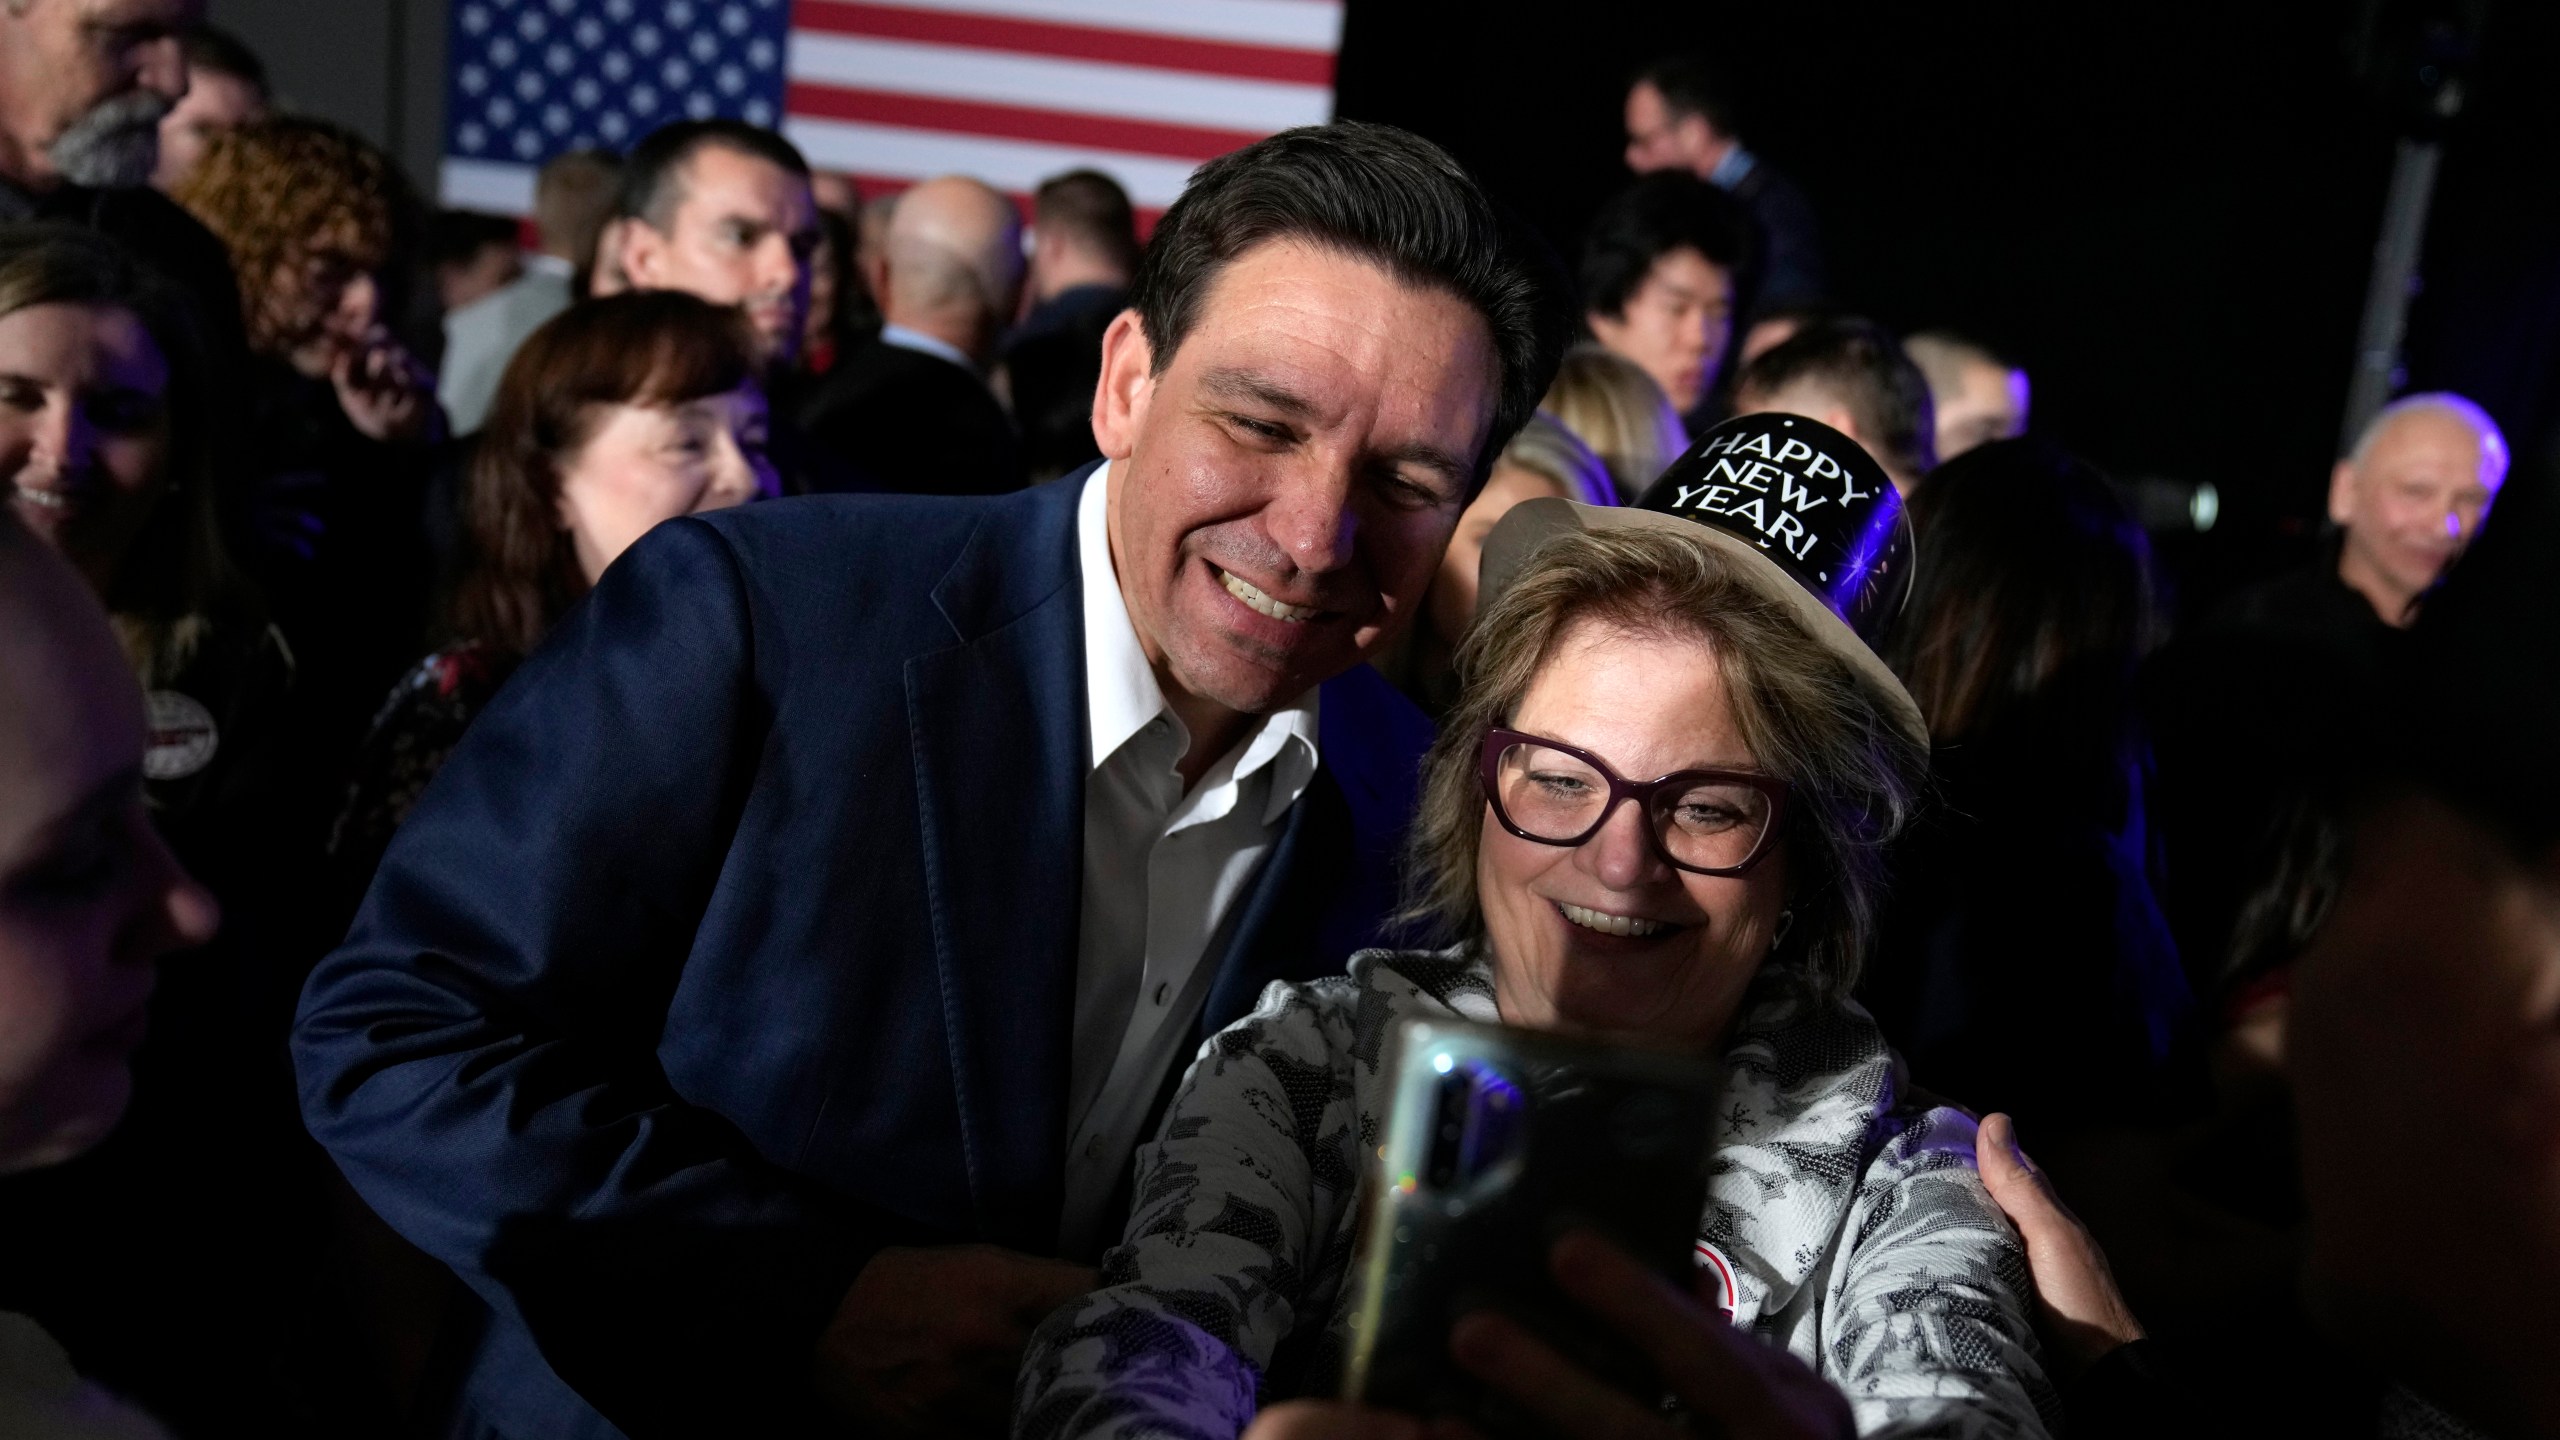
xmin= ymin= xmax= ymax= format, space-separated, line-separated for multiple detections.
xmin=1478 ymin=411 xmax=1925 ymax=745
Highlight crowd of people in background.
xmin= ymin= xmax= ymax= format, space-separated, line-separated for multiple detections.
xmin=0 ymin=5 xmax=2552 ymax=1440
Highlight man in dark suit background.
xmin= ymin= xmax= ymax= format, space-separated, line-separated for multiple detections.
xmin=293 ymin=120 xmax=1569 ymax=1440
xmin=0 ymin=0 xmax=243 ymax=363
xmin=798 ymin=173 xmax=1027 ymax=496
xmin=1624 ymin=53 xmax=1827 ymax=316
xmin=1003 ymin=168 xmax=1139 ymax=482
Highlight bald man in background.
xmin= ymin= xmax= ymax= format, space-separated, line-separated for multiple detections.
xmin=798 ymin=174 xmax=1027 ymax=495
xmin=2149 ymin=392 xmax=2508 ymax=992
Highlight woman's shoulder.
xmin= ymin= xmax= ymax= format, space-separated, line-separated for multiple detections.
xmin=370 ymin=643 xmax=512 ymax=734
xmin=1215 ymin=947 xmax=1498 ymax=1071
xmin=329 ymin=644 xmax=514 ymax=867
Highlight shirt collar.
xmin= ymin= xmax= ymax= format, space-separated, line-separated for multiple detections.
xmin=1076 ymin=465 xmax=1321 ymax=819
xmin=1708 ymin=143 xmax=1758 ymax=190
xmin=880 ymin=323 xmax=979 ymax=376
xmin=526 ymin=251 xmax=575 ymax=279
xmin=1079 ymin=463 xmax=1165 ymax=771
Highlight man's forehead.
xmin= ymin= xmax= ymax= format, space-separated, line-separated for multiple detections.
xmin=679 ymin=147 xmax=813 ymax=214
xmin=81 ymin=0 xmax=199 ymax=27
xmin=1174 ymin=240 xmax=1498 ymax=460
xmin=1644 ymin=248 xmax=1727 ymax=298
xmin=2366 ymin=410 xmax=2494 ymax=476
xmin=1184 ymin=242 xmax=1491 ymax=381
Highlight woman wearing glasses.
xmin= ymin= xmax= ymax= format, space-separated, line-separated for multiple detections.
xmin=1017 ymin=416 xmax=2053 ymax=1440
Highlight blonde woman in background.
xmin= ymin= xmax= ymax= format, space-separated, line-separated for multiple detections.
xmin=1543 ymin=341 xmax=1689 ymax=502
xmin=1374 ymin=412 xmax=1615 ymax=715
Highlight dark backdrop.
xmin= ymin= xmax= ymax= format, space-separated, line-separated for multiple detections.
xmin=1336 ymin=1 xmax=2560 ymax=615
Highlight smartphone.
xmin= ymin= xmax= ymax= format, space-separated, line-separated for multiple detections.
xmin=1337 ymin=1016 xmax=1721 ymax=1434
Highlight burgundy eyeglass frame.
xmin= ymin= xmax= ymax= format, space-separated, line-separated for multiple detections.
xmin=1477 ymin=727 xmax=1792 ymax=877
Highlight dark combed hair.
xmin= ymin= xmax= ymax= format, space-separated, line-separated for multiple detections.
xmin=182 ymin=25 xmax=269 ymax=96
xmin=1737 ymin=315 xmax=1936 ymax=480
xmin=452 ymin=291 xmax=758 ymax=657
xmin=1034 ymin=168 xmax=1140 ymax=275
xmin=1882 ymin=437 xmax=2158 ymax=746
xmin=618 ymin=120 xmax=811 ymax=231
xmin=1126 ymin=120 xmax=1570 ymax=473
xmin=1578 ymin=171 xmax=1755 ymax=321
xmin=1633 ymin=54 xmax=1741 ymax=136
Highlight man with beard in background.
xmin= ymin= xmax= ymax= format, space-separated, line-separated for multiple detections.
xmin=0 ymin=0 xmax=244 ymax=362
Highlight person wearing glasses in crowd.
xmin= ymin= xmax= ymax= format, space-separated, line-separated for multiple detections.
xmin=1019 ymin=414 xmax=2050 ymax=1439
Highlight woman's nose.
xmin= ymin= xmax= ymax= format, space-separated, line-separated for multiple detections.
xmin=36 ymin=400 xmax=95 ymax=477
xmin=339 ymin=273 xmax=380 ymax=326
xmin=1579 ymin=797 xmax=1671 ymax=891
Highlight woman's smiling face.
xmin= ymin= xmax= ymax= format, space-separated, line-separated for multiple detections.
xmin=1476 ymin=616 xmax=1788 ymax=1052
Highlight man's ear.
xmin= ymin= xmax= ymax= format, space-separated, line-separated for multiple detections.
xmin=1091 ymin=308 xmax=1154 ymax=462
xmin=618 ymin=220 xmax=668 ymax=290
xmin=2328 ymin=458 xmax=2359 ymax=527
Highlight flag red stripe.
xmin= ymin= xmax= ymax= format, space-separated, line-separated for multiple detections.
xmin=791 ymin=1 xmax=1335 ymax=86
xmin=786 ymin=82 xmax=1261 ymax=162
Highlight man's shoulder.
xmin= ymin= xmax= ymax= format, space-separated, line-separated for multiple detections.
xmin=808 ymin=336 xmax=979 ymax=401
xmin=679 ymin=479 xmax=1081 ymax=622
xmin=1317 ymin=663 xmax=1436 ymax=820
xmin=692 ymin=481 xmax=1067 ymax=564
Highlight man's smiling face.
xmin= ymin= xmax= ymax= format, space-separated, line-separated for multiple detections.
xmin=1094 ymin=237 xmax=1502 ymax=720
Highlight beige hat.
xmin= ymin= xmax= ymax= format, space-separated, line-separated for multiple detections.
xmin=1478 ymin=412 xmax=1926 ymax=748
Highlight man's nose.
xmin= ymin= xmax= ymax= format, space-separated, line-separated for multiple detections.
xmin=759 ymin=236 xmax=802 ymax=295
xmin=1263 ymin=464 xmax=1359 ymax=575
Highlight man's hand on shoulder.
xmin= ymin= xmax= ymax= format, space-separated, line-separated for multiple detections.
xmin=812 ymin=1242 xmax=1096 ymax=1437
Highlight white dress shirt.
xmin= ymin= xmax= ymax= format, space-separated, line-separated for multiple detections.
xmin=1057 ymin=463 xmax=1321 ymax=1257
xmin=878 ymin=322 xmax=980 ymax=376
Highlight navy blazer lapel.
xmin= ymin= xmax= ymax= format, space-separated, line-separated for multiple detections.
xmin=905 ymin=472 xmax=1089 ymax=1252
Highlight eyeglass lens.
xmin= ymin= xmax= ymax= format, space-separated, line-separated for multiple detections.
xmin=1492 ymin=740 xmax=1772 ymax=871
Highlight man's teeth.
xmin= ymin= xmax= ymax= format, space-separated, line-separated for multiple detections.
xmin=1559 ymin=903 xmax=1667 ymax=938
xmin=1219 ymin=568 xmax=1318 ymax=623
xmin=10 ymin=483 xmax=68 ymax=510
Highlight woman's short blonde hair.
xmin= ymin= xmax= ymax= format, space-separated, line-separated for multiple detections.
xmin=1497 ymin=412 xmax=1617 ymax=508
xmin=1543 ymin=343 xmax=1689 ymax=502
xmin=1403 ymin=524 xmax=1928 ymax=1003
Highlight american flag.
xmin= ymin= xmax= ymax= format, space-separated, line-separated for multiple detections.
xmin=441 ymin=0 xmax=1346 ymax=224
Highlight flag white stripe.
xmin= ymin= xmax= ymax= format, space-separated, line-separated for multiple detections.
xmin=783 ymin=117 xmax=1201 ymax=207
xmin=787 ymin=31 xmax=1329 ymax=133
xmin=442 ymin=157 xmax=536 ymax=215
xmin=811 ymin=0 xmax=1344 ymax=51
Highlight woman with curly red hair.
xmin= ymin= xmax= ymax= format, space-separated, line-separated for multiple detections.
xmin=171 ymin=115 xmax=446 ymax=770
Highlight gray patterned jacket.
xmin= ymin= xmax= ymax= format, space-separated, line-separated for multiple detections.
xmin=1016 ymin=948 xmax=2056 ymax=1439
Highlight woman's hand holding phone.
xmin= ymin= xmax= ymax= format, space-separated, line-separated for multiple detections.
xmin=1447 ymin=1230 xmax=1856 ymax=1440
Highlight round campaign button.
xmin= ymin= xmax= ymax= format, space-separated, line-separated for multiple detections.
xmin=142 ymin=690 xmax=219 ymax=781
xmin=1693 ymin=1239 xmax=1739 ymax=1322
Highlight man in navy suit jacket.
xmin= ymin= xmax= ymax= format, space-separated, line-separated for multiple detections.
xmin=294 ymin=121 xmax=1568 ymax=1440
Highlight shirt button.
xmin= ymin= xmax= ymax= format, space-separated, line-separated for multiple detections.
xmin=1085 ymin=1136 xmax=1102 ymax=1158
xmin=1153 ymin=982 xmax=1170 ymax=1006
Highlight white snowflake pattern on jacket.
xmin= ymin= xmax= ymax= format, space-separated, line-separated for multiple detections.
xmin=1016 ymin=947 xmax=2058 ymax=1439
